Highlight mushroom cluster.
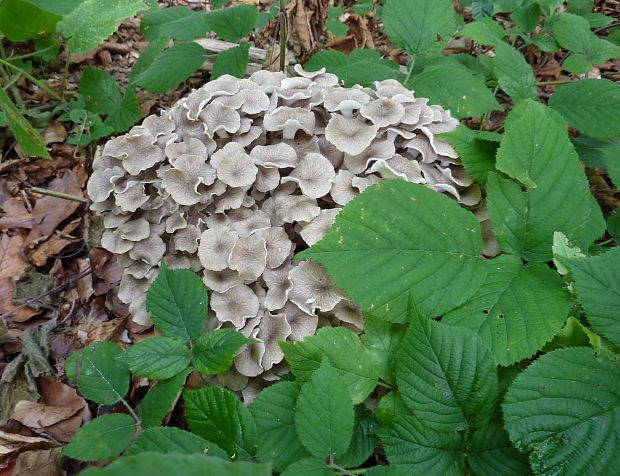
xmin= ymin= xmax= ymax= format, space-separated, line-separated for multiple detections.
xmin=88 ymin=65 xmax=481 ymax=382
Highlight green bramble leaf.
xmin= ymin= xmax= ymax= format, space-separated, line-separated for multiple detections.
xmin=443 ymin=256 xmax=571 ymax=365
xmin=0 ymin=0 xmax=60 ymax=42
xmin=0 ymin=88 xmax=50 ymax=159
xmin=127 ymin=427 xmax=227 ymax=458
xmin=503 ymin=347 xmax=620 ymax=475
xmin=299 ymin=180 xmax=488 ymax=322
xmin=383 ymin=0 xmax=459 ymax=54
xmin=361 ymin=316 xmax=406 ymax=385
xmin=442 ymin=125 xmax=499 ymax=184
xmin=511 ymin=1 xmax=541 ymax=33
xmin=549 ymin=79 xmax=620 ymax=140
xmin=79 ymin=453 xmax=271 ymax=476
xmin=566 ymin=247 xmax=620 ymax=348
xmin=205 ymin=4 xmax=258 ymax=42
xmin=295 ymin=360 xmax=355 ymax=458
xmin=494 ymin=41 xmax=537 ymax=102
xmin=211 ymin=43 xmax=250 ymax=80
xmin=397 ymin=311 xmax=498 ymax=431
xmin=59 ymin=0 xmax=147 ymax=53
xmin=79 ymin=67 xmax=142 ymax=133
xmin=468 ymin=420 xmax=531 ymax=476
xmin=488 ymin=100 xmax=605 ymax=261
xmin=335 ymin=407 xmax=379 ymax=469
xmin=141 ymin=7 xmax=209 ymax=40
xmin=408 ymin=61 xmax=501 ymax=119
xmin=146 ymin=263 xmax=208 ymax=342
xmin=281 ymin=458 xmax=334 ymax=476
xmin=250 ymin=382 xmax=310 ymax=472
xmin=65 ymin=342 xmax=129 ymax=405
xmin=192 ymin=329 xmax=253 ymax=375
xmin=279 ymin=327 xmax=378 ymax=404
xmin=63 ymin=414 xmax=136 ymax=461
xmin=134 ymin=42 xmax=206 ymax=94
xmin=139 ymin=369 xmax=190 ymax=428
xmin=459 ymin=18 xmax=505 ymax=46
xmin=117 ymin=336 xmax=190 ymax=380
xmin=184 ymin=386 xmax=257 ymax=460
xmin=303 ymin=49 xmax=401 ymax=88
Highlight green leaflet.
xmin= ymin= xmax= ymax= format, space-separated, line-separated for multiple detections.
xmin=134 ymin=42 xmax=206 ymax=94
xmin=59 ymin=0 xmax=146 ymax=53
xmin=548 ymin=79 xmax=620 ymax=140
xmin=139 ymin=369 xmax=190 ymax=428
xmin=127 ymin=427 xmax=227 ymax=458
xmin=299 ymin=180 xmax=487 ymax=322
xmin=192 ymin=329 xmax=253 ymax=375
xmin=117 ymin=336 xmax=191 ymax=380
xmin=80 ymin=453 xmax=271 ymax=476
xmin=295 ymin=360 xmax=355 ymax=458
xmin=494 ymin=41 xmax=537 ymax=102
xmin=0 ymin=0 xmax=60 ymax=42
xmin=362 ymin=316 xmax=407 ymax=385
xmin=442 ymin=125 xmax=499 ymax=184
xmin=443 ymin=256 xmax=571 ymax=365
xmin=396 ymin=311 xmax=498 ymax=431
xmin=468 ymin=420 xmax=531 ymax=476
xmin=204 ymin=4 xmax=257 ymax=42
xmin=184 ymin=386 xmax=257 ymax=460
xmin=503 ymin=347 xmax=620 ymax=475
xmin=65 ymin=342 xmax=129 ymax=405
xmin=488 ymin=100 xmax=605 ymax=261
xmin=335 ymin=406 xmax=379 ymax=469
xmin=458 ymin=18 xmax=505 ymax=46
xmin=249 ymin=382 xmax=310 ymax=472
xmin=566 ymin=247 xmax=620 ymax=348
xmin=279 ymin=327 xmax=378 ymax=405
xmin=383 ymin=0 xmax=459 ymax=55
xmin=303 ymin=49 xmax=401 ymax=88
xmin=146 ymin=262 xmax=208 ymax=342
xmin=408 ymin=61 xmax=500 ymax=119
xmin=141 ymin=7 xmax=209 ymax=40
xmin=63 ymin=414 xmax=136 ymax=461
xmin=211 ymin=43 xmax=250 ymax=79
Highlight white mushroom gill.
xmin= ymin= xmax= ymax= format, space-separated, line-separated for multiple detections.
xmin=89 ymin=65 xmax=487 ymax=384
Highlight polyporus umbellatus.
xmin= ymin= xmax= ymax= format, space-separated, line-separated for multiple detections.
xmin=88 ymin=65 xmax=484 ymax=384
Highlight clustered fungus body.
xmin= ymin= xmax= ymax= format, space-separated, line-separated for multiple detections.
xmin=88 ymin=65 xmax=483 ymax=384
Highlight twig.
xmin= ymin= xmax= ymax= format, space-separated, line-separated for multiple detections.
xmin=279 ymin=0 xmax=287 ymax=73
xmin=0 ymin=57 xmax=61 ymax=100
xmin=1 ymin=267 xmax=92 ymax=320
xmin=27 ymin=186 xmax=90 ymax=204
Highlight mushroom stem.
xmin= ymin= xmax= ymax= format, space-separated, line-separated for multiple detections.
xmin=279 ymin=0 xmax=287 ymax=74
xmin=28 ymin=187 xmax=90 ymax=204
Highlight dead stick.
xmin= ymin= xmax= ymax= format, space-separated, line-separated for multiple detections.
xmin=279 ymin=0 xmax=287 ymax=73
xmin=28 ymin=187 xmax=90 ymax=204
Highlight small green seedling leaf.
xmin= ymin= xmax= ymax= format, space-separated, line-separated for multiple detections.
xmin=250 ymin=381 xmax=310 ymax=472
xmin=397 ymin=311 xmax=498 ymax=431
xmin=295 ymin=360 xmax=355 ymax=458
xmin=280 ymin=327 xmax=378 ymax=404
xmin=192 ymin=329 xmax=253 ymax=375
xmin=65 ymin=342 xmax=129 ymax=405
xmin=503 ymin=347 xmax=620 ymax=475
xmin=211 ymin=43 xmax=250 ymax=79
xmin=128 ymin=426 xmax=227 ymax=458
xmin=184 ymin=386 xmax=258 ymax=459
xmin=146 ymin=263 xmax=208 ymax=342
xmin=118 ymin=336 xmax=190 ymax=380
xmin=63 ymin=414 xmax=136 ymax=461
xmin=552 ymin=231 xmax=585 ymax=275
xmin=204 ymin=4 xmax=258 ymax=41
xmin=139 ymin=368 xmax=190 ymax=428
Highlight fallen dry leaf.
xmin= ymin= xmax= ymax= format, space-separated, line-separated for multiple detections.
xmin=43 ymin=122 xmax=67 ymax=145
xmin=11 ymin=401 xmax=79 ymax=429
xmin=0 ymin=430 xmax=54 ymax=457
xmin=25 ymin=168 xmax=87 ymax=248
xmin=0 ymin=198 xmax=33 ymax=230
xmin=0 ymin=232 xmax=28 ymax=283
xmin=86 ymin=318 xmax=126 ymax=346
xmin=12 ymin=447 xmax=62 ymax=476
xmin=28 ymin=236 xmax=79 ymax=267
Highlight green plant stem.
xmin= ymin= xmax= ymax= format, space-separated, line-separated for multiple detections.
xmin=404 ymin=61 xmax=415 ymax=85
xmin=28 ymin=187 xmax=89 ymax=204
xmin=61 ymin=48 xmax=71 ymax=99
xmin=328 ymin=456 xmax=356 ymax=476
xmin=0 ymin=45 xmax=26 ymax=110
xmin=119 ymin=395 xmax=142 ymax=426
xmin=0 ymin=57 xmax=61 ymax=100
xmin=8 ymin=44 xmax=56 ymax=61
xmin=279 ymin=0 xmax=287 ymax=73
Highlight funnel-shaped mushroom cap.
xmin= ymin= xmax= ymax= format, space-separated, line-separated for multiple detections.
xmin=330 ymin=169 xmax=357 ymax=206
xmin=325 ymin=114 xmax=379 ymax=156
xmin=323 ymin=88 xmax=372 ymax=116
xmin=114 ymin=132 xmax=166 ymax=175
xmin=161 ymin=155 xmax=216 ymax=206
xmin=300 ymin=208 xmax=341 ymax=246
xmin=257 ymin=312 xmax=292 ymax=370
xmin=250 ymin=143 xmax=298 ymax=169
xmin=293 ymin=64 xmax=339 ymax=87
xmin=288 ymin=260 xmax=344 ymax=313
xmin=199 ymin=102 xmax=241 ymax=136
xmin=263 ymin=264 xmax=294 ymax=310
xmin=214 ymin=145 xmax=258 ymax=188
xmin=202 ymin=268 xmax=244 ymax=293
xmin=255 ymin=227 xmax=294 ymax=269
xmin=332 ymin=299 xmax=364 ymax=332
xmin=229 ymin=234 xmax=268 ymax=280
xmin=282 ymin=301 xmax=318 ymax=341
xmin=264 ymin=107 xmax=316 ymax=139
xmin=211 ymin=284 xmax=260 ymax=328
xmin=197 ymin=228 xmax=238 ymax=271
xmin=281 ymin=152 xmax=335 ymax=198
xmin=344 ymin=139 xmax=395 ymax=174
xmin=360 ymin=98 xmax=405 ymax=127
xmin=184 ymin=88 xmax=212 ymax=120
